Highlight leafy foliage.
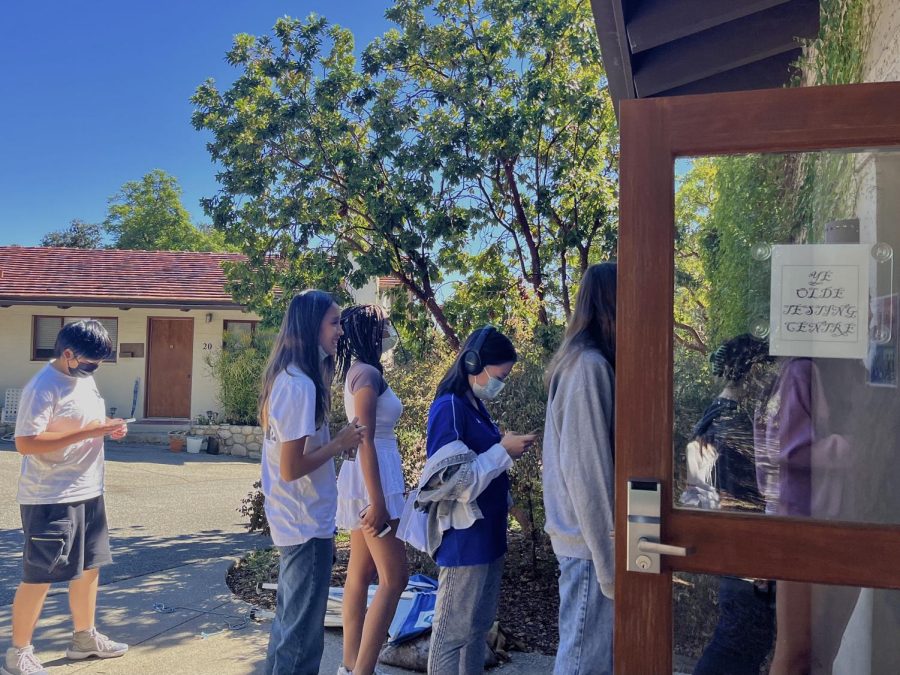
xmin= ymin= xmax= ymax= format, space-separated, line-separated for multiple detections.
xmin=40 ymin=219 xmax=105 ymax=249
xmin=205 ymin=331 xmax=273 ymax=424
xmin=103 ymin=169 xmax=233 ymax=252
xmin=697 ymin=0 xmax=873 ymax=347
xmin=191 ymin=0 xmax=618 ymax=348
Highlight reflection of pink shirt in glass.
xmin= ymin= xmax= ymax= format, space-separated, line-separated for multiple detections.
xmin=754 ymin=358 xmax=817 ymax=516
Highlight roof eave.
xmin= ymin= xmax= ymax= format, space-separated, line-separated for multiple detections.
xmin=0 ymin=296 xmax=247 ymax=311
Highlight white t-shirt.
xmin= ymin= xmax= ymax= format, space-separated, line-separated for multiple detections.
xmin=14 ymin=363 xmax=107 ymax=505
xmin=261 ymin=367 xmax=337 ymax=546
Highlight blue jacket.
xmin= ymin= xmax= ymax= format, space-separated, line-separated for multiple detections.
xmin=424 ymin=392 xmax=509 ymax=566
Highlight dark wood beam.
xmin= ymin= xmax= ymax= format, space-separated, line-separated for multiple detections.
xmin=655 ymin=48 xmax=803 ymax=98
xmin=590 ymin=0 xmax=636 ymax=111
xmin=627 ymin=0 xmax=791 ymax=54
xmin=632 ymin=0 xmax=819 ymax=97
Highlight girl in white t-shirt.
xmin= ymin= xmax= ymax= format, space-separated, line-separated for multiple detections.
xmin=334 ymin=305 xmax=408 ymax=675
xmin=259 ymin=290 xmax=365 ymax=675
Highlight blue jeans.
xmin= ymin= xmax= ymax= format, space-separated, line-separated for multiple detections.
xmin=265 ymin=538 xmax=333 ymax=675
xmin=693 ymin=576 xmax=775 ymax=675
xmin=555 ymin=555 xmax=613 ymax=675
xmin=428 ymin=557 xmax=504 ymax=675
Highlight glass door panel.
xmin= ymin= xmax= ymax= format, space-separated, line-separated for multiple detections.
xmin=673 ymin=149 xmax=900 ymax=526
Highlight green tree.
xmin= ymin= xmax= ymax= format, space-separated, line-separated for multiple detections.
xmin=192 ymin=1 xmax=618 ymax=346
xmin=40 ymin=219 xmax=105 ymax=249
xmin=367 ymin=0 xmax=618 ymax=322
xmin=193 ymin=17 xmax=469 ymax=346
xmin=104 ymin=169 xmax=231 ymax=252
xmin=674 ymin=159 xmax=717 ymax=355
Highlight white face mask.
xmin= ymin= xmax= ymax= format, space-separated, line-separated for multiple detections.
xmin=318 ymin=345 xmax=330 ymax=362
xmin=472 ymin=373 xmax=506 ymax=400
xmin=382 ymin=324 xmax=399 ymax=353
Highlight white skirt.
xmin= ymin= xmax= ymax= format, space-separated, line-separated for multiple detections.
xmin=336 ymin=437 xmax=406 ymax=531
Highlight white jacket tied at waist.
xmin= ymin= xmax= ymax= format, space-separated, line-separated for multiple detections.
xmin=395 ymin=440 xmax=512 ymax=556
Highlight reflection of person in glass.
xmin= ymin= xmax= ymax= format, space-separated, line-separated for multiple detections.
xmin=756 ymin=355 xmax=860 ymax=675
xmin=757 ymin=218 xmax=873 ymax=674
xmin=687 ymin=334 xmax=775 ymax=675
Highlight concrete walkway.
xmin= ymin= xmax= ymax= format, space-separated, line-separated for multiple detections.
xmin=0 ymin=441 xmax=554 ymax=673
xmin=0 ymin=556 xmax=554 ymax=674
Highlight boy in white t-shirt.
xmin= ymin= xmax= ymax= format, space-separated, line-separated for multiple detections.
xmin=4 ymin=321 xmax=130 ymax=675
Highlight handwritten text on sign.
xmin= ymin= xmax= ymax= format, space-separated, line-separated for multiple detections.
xmin=770 ymin=244 xmax=869 ymax=359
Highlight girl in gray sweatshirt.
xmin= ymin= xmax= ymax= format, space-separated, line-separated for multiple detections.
xmin=543 ymin=262 xmax=616 ymax=675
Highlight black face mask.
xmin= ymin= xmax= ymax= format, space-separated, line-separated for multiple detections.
xmin=68 ymin=360 xmax=99 ymax=378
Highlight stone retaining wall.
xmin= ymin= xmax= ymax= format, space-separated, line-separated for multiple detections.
xmin=188 ymin=424 xmax=264 ymax=460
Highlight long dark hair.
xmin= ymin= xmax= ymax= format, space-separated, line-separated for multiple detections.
xmin=436 ymin=327 xmax=518 ymax=398
xmin=259 ymin=290 xmax=336 ymax=430
xmin=336 ymin=305 xmax=387 ymax=382
xmin=545 ymin=262 xmax=617 ymax=386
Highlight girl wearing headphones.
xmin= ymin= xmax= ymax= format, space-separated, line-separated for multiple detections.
xmin=424 ymin=327 xmax=536 ymax=674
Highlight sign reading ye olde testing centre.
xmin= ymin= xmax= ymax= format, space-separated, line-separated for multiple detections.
xmin=769 ymin=244 xmax=870 ymax=359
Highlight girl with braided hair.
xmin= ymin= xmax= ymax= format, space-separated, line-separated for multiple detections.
xmin=334 ymin=305 xmax=407 ymax=675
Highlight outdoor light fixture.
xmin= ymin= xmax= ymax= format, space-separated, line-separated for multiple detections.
xmin=205 ymin=312 xmax=213 ymax=323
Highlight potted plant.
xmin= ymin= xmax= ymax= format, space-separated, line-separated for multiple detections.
xmin=168 ymin=430 xmax=186 ymax=452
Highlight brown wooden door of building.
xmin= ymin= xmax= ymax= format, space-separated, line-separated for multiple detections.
xmin=616 ymin=82 xmax=900 ymax=673
xmin=146 ymin=317 xmax=193 ymax=418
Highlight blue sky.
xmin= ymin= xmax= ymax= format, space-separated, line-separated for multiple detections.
xmin=0 ymin=1 xmax=392 ymax=246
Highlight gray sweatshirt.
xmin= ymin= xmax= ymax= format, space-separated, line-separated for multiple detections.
xmin=542 ymin=347 xmax=615 ymax=588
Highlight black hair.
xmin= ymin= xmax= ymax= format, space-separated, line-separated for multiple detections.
xmin=259 ymin=289 xmax=337 ymax=430
xmin=709 ymin=334 xmax=771 ymax=384
xmin=336 ymin=305 xmax=387 ymax=383
xmin=436 ymin=327 xmax=517 ymax=398
xmin=54 ymin=320 xmax=113 ymax=361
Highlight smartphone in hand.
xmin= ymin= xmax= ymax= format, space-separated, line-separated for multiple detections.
xmin=359 ymin=506 xmax=392 ymax=538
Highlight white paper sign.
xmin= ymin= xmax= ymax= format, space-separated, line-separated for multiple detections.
xmin=769 ymin=244 xmax=869 ymax=359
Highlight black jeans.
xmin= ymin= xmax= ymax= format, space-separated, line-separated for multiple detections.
xmin=693 ymin=576 xmax=775 ymax=675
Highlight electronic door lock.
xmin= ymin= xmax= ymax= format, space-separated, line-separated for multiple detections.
xmin=627 ymin=479 xmax=692 ymax=574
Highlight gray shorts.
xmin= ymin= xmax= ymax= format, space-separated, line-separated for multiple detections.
xmin=20 ymin=495 xmax=112 ymax=584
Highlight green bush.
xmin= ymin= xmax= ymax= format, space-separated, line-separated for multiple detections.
xmin=206 ymin=331 xmax=272 ymax=425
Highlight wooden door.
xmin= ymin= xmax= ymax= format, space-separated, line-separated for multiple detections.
xmin=616 ymin=82 xmax=900 ymax=673
xmin=146 ymin=317 xmax=193 ymax=418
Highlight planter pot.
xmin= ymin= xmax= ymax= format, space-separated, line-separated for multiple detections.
xmin=186 ymin=436 xmax=203 ymax=454
xmin=168 ymin=432 xmax=185 ymax=452
xmin=206 ymin=436 xmax=220 ymax=455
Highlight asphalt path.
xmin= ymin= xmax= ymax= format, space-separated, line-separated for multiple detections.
xmin=0 ymin=440 xmax=267 ymax=606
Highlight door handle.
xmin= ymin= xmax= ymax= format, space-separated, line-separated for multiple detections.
xmin=637 ymin=537 xmax=692 ymax=557
xmin=627 ymin=479 xmax=693 ymax=574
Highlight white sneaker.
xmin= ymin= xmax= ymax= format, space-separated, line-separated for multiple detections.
xmin=337 ymin=664 xmax=387 ymax=675
xmin=2 ymin=646 xmax=48 ymax=675
xmin=65 ymin=628 xmax=128 ymax=660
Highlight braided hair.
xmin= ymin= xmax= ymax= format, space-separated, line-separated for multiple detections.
xmin=336 ymin=305 xmax=388 ymax=383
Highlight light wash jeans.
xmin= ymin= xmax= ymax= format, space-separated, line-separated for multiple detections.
xmin=554 ymin=555 xmax=613 ymax=675
xmin=428 ymin=556 xmax=504 ymax=674
xmin=265 ymin=538 xmax=333 ymax=675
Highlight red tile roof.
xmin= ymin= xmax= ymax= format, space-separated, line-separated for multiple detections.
xmin=0 ymin=246 xmax=247 ymax=308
